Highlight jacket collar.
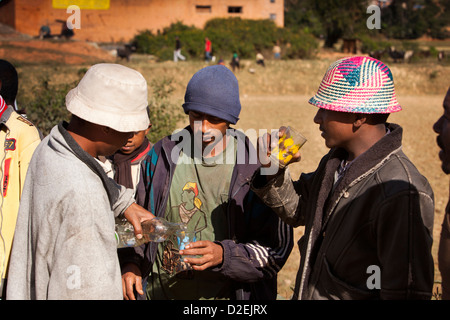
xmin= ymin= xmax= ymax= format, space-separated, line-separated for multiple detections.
xmin=57 ymin=121 xmax=120 ymax=208
xmin=328 ymin=123 xmax=402 ymax=193
xmin=319 ymin=123 xmax=403 ymax=226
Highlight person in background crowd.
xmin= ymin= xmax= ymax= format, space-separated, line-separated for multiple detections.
xmin=273 ymin=43 xmax=281 ymax=59
xmin=256 ymin=52 xmax=265 ymax=67
xmin=111 ymin=126 xmax=152 ymax=192
xmin=204 ymin=37 xmax=212 ymax=62
xmin=230 ymin=53 xmax=240 ymax=72
xmin=173 ymin=36 xmax=186 ymax=63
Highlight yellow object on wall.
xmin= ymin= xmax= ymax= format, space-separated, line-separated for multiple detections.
xmin=52 ymin=0 xmax=110 ymax=10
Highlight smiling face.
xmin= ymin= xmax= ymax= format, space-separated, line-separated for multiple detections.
xmin=433 ymin=88 xmax=450 ymax=174
xmin=189 ymin=110 xmax=229 ymax=153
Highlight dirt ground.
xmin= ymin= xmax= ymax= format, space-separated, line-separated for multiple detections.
xmin=0 ymin=39 xmax=117 ymax=65
xmin=2 ymin=24 xmax=450 ymax=300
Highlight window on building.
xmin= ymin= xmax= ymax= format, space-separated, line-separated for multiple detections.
xmin=196 ymin=5 xmax=212 ymax=13
xmin=228 ymin=6 xmax=243 ymax=13
xmin=270 ymin=13 xmax=277 ymax=20
xmin=270 ymin=0 xmax=276 ymax=3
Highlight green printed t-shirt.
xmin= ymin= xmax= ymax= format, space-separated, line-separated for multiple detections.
xmin=147 ymin=139 xmax=236 ymax=300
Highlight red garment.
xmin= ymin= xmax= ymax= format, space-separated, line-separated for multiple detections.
xmin=205 ymin=39 xmax=211 ymax=52
xmin=0 ymin=95 xmax=7 ymax=118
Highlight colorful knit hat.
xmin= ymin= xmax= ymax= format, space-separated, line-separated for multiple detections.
xmin=309 ymin=56 xmax=401 ymax=114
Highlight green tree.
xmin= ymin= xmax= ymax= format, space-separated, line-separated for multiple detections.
xmin=22 ymin=77 xmax=72 ymax=136
xmin=134 ymin=18 xmax=317 ymax=60
xmin=381 ymin=0 xmax=449 ymax=39
xmin=284 ymin=0 xmax=324 ymax=37
xmin=285 ymin=0 xmax=367 ymax=48
xmin=204 ymin=18 xmax=279 ymax=58
xmin=285 ymin=0 xmax=449 ymax=44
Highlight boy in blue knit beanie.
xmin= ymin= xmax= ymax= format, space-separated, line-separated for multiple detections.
xmin=182 ymin=65 xmax=241 ymax=160
xmin=119 ymin=65 xmax=293 ymax=300
xmin=183 ymin=64 xmax=241 ymax=124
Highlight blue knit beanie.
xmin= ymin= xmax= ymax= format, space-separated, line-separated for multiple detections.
xmin=183 ymin=65 xmax=241 ymax=124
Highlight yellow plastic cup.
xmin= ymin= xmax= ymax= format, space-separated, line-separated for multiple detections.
xmin=269 ymin=126 xmax=307 ymax=168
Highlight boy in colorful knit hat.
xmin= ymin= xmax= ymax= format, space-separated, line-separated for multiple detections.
xmin=252 ymin=56 xmax=435 ymax=300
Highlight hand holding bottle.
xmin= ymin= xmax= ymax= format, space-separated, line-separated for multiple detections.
xmin=115 ymin=217 xmax=187 ymax=248
xmin=122 ymin=203 xmax=155 ymax=240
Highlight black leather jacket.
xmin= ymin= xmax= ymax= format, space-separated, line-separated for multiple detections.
xmin=252 ymin=123 xmax=435 ymax=300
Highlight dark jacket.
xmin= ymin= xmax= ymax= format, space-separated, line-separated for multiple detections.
xmin=252 ymin=123 xmax=434 ymax=300
xmin=119 ymin=127 xmax=293 ymax=300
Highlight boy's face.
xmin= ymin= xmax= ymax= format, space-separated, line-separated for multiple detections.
xmin=189 ymin=110 xmax=229 ymax=151
xmin=313 ymin=108 xmax=356 ymax=149
xmin=120 ymin=127 xmax=151 ymax=155
xmin=433 ymin=89 xmax=450 ymax=174
xmin=98 ymin=128 xmax=134 ymax=157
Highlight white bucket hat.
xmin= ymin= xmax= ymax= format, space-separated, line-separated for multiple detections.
xmin=66 ymin=63 xmax=149 ymax=132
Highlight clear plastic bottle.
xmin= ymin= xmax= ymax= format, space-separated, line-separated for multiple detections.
xmin=115 ymin=217 xmax=187 ymax=248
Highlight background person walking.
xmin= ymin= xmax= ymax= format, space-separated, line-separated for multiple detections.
xmin=204 ymin=37 xmax=212 ymax=62
xmin=173 ymin=36 xmax=186 ymax=62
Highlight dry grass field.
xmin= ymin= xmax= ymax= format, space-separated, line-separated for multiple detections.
xmin=12 ymin=48 xmax=450 ymax=299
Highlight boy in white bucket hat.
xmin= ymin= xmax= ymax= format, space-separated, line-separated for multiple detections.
xmin=7 ymin=63 xmax=155 ymax=300
xmin=252 ymin=56 xmax=435 ymax=300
